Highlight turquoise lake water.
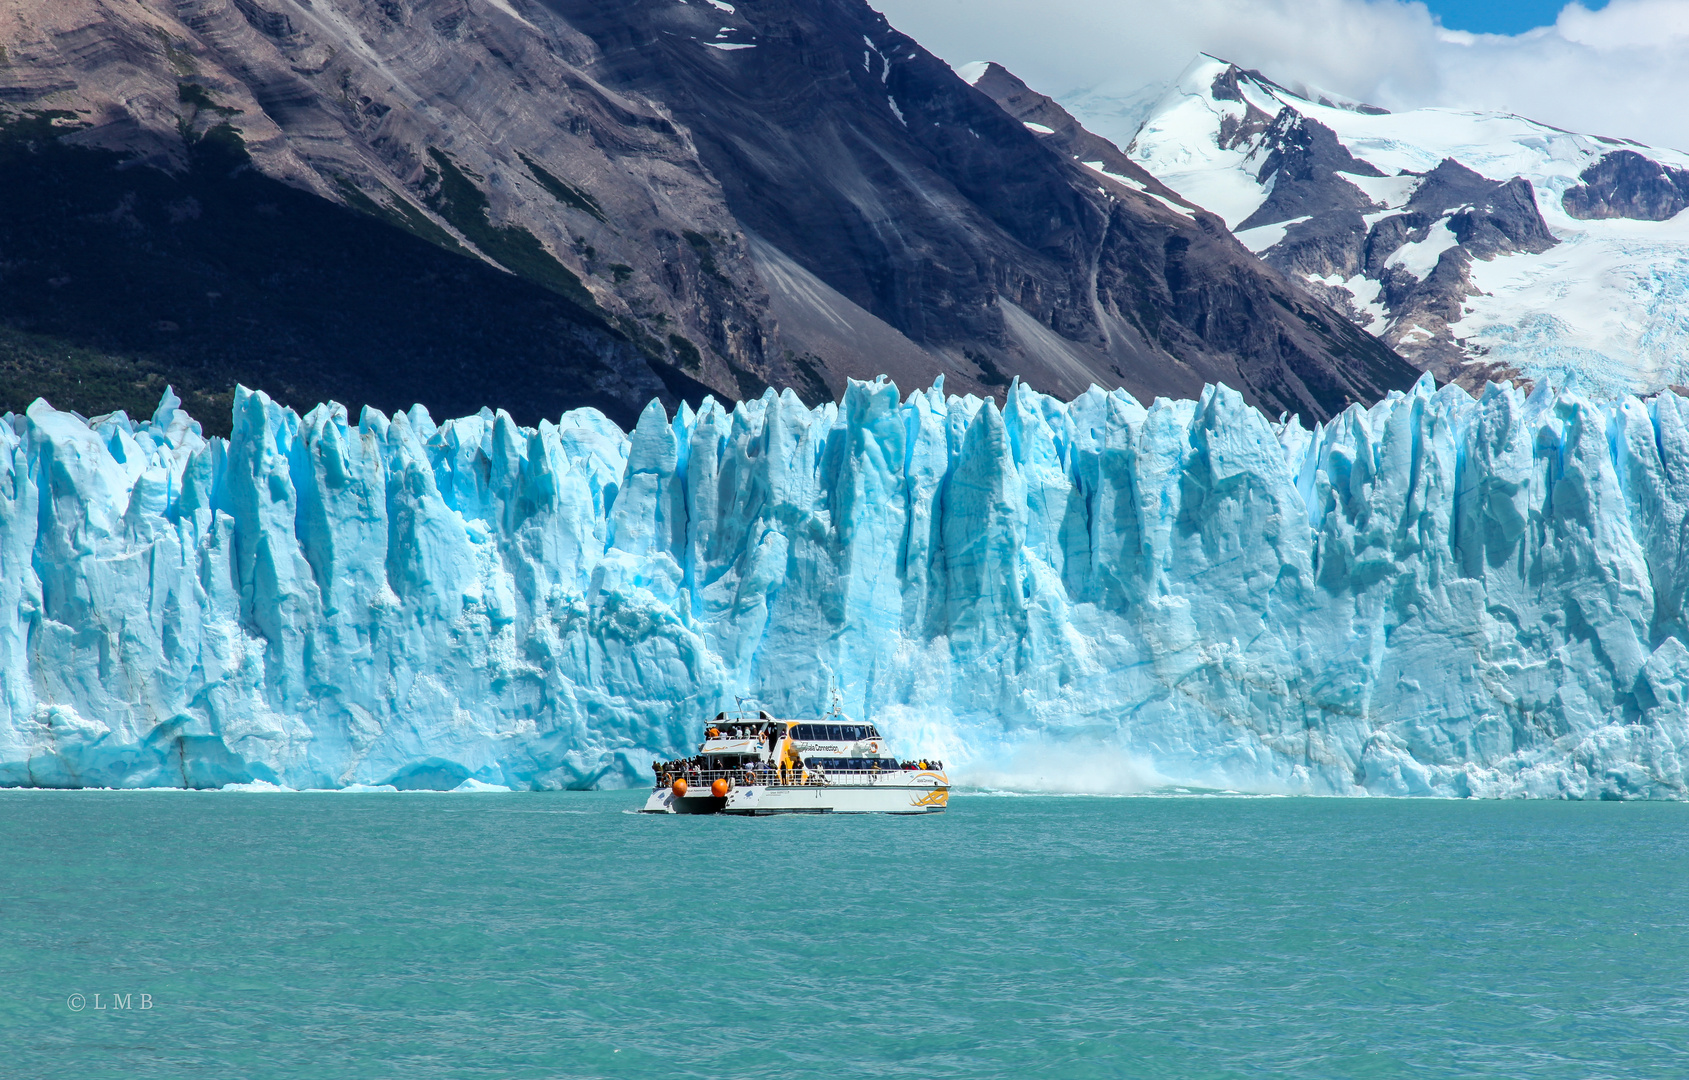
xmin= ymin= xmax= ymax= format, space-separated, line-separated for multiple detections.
xmin=4 ymin=791 xmax=1687 ymax=1078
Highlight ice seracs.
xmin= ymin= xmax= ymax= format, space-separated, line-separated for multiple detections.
xmin=1 ymin=376 xmax=1687 ymax=799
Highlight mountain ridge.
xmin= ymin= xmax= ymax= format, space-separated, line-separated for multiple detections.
xmin=1079 ymin=54 xmax=1689 ymax=397
xmin=0 ymin=0 xmax=1419 ymax=427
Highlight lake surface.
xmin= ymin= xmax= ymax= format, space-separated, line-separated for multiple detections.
xmin=3 ymin=791 xmax=1686 ymax=1078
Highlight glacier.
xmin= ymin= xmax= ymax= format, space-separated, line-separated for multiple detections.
xmin=2 ymin=374 xmax=1688 ymax=798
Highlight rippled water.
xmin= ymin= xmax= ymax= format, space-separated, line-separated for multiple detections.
xmin=5 ymin=791 xmax=1687 ymax=1078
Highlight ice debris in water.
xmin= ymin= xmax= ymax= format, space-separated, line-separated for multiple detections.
xmin=2 ymin=374 xmax=1688 ymax=798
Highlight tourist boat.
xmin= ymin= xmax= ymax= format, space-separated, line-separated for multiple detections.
xmin=641 ymin=711 xmax=950 ymax=815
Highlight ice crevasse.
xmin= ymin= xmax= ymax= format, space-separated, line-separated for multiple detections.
xmin=2 ymin=373 xmax=1687 ymax=797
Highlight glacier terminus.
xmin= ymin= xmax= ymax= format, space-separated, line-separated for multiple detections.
xmin=3 ymin=375 xmax=1687 ymax=798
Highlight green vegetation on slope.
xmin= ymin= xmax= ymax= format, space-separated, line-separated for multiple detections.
xmin=518 ymin=152 xmax=607 ymax=222
xmin=0 ymin=324 xmax=232 ymax=426
xmin=422 ymin=148 xmax=599 ymax=311
xmin=682 ymin=230 xmax=732 ymax=286
xmin=332 ymin=175 xmax=467 ymax=255
xmin=0 ymin=110 xmax=702 ymax=435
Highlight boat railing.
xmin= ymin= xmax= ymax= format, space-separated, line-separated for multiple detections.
xmin=651 ymin=766 xmax=926 ymax=790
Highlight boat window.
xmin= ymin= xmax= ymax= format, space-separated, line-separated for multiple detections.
xmin=794 ymin=724 xmax=813 ymax=740
xmin=867 ymin=726 xmax=880 ymax=739
xmin=803 ymin=757 xmax=900 ymax=771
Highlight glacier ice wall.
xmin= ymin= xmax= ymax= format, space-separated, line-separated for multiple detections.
xmin=3 ymin=374 xmax=1688 ymax=797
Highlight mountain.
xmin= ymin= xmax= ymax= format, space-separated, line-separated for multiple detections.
xmin=1073 ymin=55 xmax=1689 ymax=396
xmin=0 ymin=2 xmax=1417 ymax=431
xmin=8 ymin=376 xmax=1688 ymax=799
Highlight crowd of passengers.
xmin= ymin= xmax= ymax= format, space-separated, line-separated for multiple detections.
xmin=701 ymin=722 xmax=765 ymax=739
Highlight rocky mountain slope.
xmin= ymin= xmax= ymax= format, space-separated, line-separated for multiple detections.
xmin=0 ymin=0 xmax=1417 ymax=429
xmin=1079 ymin=55 xmax=1689 ymax=396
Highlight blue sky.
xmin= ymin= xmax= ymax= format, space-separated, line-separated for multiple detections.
xmin=1427 ymin=0 xmax=1606 ymax=33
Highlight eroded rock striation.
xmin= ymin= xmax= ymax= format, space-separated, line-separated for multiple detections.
xmin=2 ymin=377 xmax=1687 ymax=798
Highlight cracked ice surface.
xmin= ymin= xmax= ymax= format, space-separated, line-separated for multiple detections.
xmin=2 ymin=374 xmax=1688 ymax=797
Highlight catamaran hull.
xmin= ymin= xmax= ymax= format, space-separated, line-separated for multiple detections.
xmin=641 ymin=779 xmax=949 ymax=815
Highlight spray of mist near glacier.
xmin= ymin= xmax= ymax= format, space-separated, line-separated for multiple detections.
xmin=3 ymin=373 xmax=1688 ymax=797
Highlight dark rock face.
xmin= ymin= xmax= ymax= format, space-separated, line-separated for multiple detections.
xmin=1267 ymin=210 xmax=1369 ymax=280
xmin=0 ymin=114 xmax=699 ymax=435
xmin=968 ymin=62 xmax=1196 ymax=209
xmin=1450 ymin=177 xmax=1558 ymax=257
xmin=1237 ymin=110 xmax=1383 ymax=232
xmin=1563 ymin=150 xmax=1689 ymax=221
xmin=2 ymin=0 xmax=785 ymax=419
xmin=951 ymin=55 xmax=1418 ymax=419
xmin=1407 ymin=158 xmax=1504 ymax=217
xmin=0 ymin=0 xmax=1419 ymax=425
xmin=1089 ymin=214 xmax=1414 ymax=415
xmin=1208 ymin=66 xmax=1277 ymax=149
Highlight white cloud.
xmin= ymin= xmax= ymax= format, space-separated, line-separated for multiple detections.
xmin=873 ymin=0 xmax=1689 ymax=150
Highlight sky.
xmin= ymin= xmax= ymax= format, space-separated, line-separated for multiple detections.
xmin=1425 ymin=0 xmax=1606 ymax=33
xmin=872 ymin=0 xmax=1689 ymax=149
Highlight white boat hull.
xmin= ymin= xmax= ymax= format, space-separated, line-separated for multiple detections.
xmin=641 ymin=774 xmax=949 ymax=815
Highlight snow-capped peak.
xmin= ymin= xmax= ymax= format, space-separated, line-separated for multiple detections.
xmin=1068 ymin=54 xmax=1689 ymax=398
